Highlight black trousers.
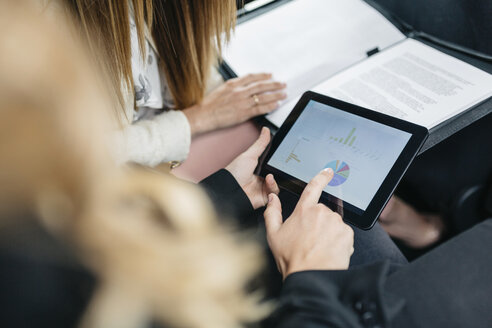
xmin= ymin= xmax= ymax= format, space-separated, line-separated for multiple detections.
xmin=386 ymin=219 xmax=492 ymax=328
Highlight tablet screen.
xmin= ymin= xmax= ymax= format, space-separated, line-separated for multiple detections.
xmin=267 ymin=100 xmax=412 ymax=212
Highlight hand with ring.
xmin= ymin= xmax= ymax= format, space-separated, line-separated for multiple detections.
xmin=183 ymin=73 xmax=287 ymax=136
xmin=253 ymin=94 xmax=260 ymax=106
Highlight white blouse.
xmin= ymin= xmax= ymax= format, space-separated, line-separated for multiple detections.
xmin=114 ymin=14 xmax=191 ymax=167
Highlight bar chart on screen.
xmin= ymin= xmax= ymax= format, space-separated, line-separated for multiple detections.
xmin=327 ymin=126 xmax=382 ymax=161
xmin=329 ymin=127 xmax=357 ymax=146
xmin=285 ymin=139 xmax=301 ymax=163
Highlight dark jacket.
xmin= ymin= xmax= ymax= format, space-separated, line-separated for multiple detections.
xmin=3 ymin=170 xmax=492 ymax=327
xmin=202 ymin=170 xmax=492 ymax=328
xmin=0 ymin=170 xmax=401 ymax=328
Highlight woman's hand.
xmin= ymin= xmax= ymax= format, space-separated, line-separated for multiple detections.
xmin=264 ymin=169 xmax=355 ymax=280
xmin=225 ymin=127 xmax=280 ymax=209
xmin=183 ymin=73 xmax=286 ymax=135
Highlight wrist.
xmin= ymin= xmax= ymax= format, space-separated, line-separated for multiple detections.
xmin=282 ymin=258 xmax=350 ymax=280
xmin=183 ymin=104 xmax=208 ymax=136
xmin=283 ymin=262 xmax=302 ymax=281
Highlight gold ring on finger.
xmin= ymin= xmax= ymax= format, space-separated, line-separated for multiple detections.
xmin=252 ymin=94 xmax=260 ymax=106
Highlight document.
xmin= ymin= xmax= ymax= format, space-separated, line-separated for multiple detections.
xmin=269 ymin=40 xmax=492 ymax=127
xmin=223 ymin=0 xmax=405 ymax=122
xmin=307 ymin=39 xmax=492 ymax=129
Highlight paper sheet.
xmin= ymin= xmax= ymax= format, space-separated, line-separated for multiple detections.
xmin=223 ymin=0 xmax=406 ymax=126
xmin=306 ymin=39 xmax=492 ymax=129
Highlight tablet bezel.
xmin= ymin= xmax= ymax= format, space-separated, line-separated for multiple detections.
xmin=259 ymin=91 xmax=429 ymax=230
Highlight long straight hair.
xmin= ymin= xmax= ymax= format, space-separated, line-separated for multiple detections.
xmin=152 ymin=1 xmax=236 ymax=108
xmin=66 ymin=0 xmax=236 ymax=116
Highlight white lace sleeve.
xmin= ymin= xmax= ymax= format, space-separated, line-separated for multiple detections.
xmin=113 ymin=109 xmax=191 ymax=167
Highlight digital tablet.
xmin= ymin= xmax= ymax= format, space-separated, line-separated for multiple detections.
xmin=259 ymin=91 xmax=428 ymax=230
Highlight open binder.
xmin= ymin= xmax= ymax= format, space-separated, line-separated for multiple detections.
xmin=220 ymin=0 xmax=492 ymax=153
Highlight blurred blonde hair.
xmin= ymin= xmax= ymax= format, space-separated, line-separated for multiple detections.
xmin=0 ymin=2 xmax=267 ymax=328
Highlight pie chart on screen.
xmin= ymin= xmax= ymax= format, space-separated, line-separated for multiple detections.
xmin=324 ymin=160 xmax=350 ymax=186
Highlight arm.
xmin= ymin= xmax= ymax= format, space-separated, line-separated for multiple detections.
xmin=114 ymin=72 xmax=286 ymax=167
xmin=114 ymin=110 xmax=191 ymax=167
xmin=200 ymin=169 xmax=256 ymax=227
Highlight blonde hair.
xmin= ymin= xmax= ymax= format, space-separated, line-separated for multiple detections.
xmin=65 ymin=0 xmax=236 ymax=115
xmin=0 ymin=2 xmax=268 ymax=327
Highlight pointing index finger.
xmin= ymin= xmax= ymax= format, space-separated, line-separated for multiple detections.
xmin=297 ymin=168 xmax=334 ymax=208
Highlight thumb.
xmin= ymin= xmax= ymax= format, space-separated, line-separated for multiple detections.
xmin=264 ymin=193 xmax=283 ymax=235
xmin=245 ymin=126 xmax=271 ymax=159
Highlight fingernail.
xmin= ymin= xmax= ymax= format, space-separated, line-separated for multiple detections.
xmin=268 ymin=194 xmax=274 ymax=203
xmin=282 ymin=83 xmax=287 ymax=87
xmin=323 ymin=168 xmax=333 ymax=174
xmin=281 ymin=92 xmax=287 ymax=98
